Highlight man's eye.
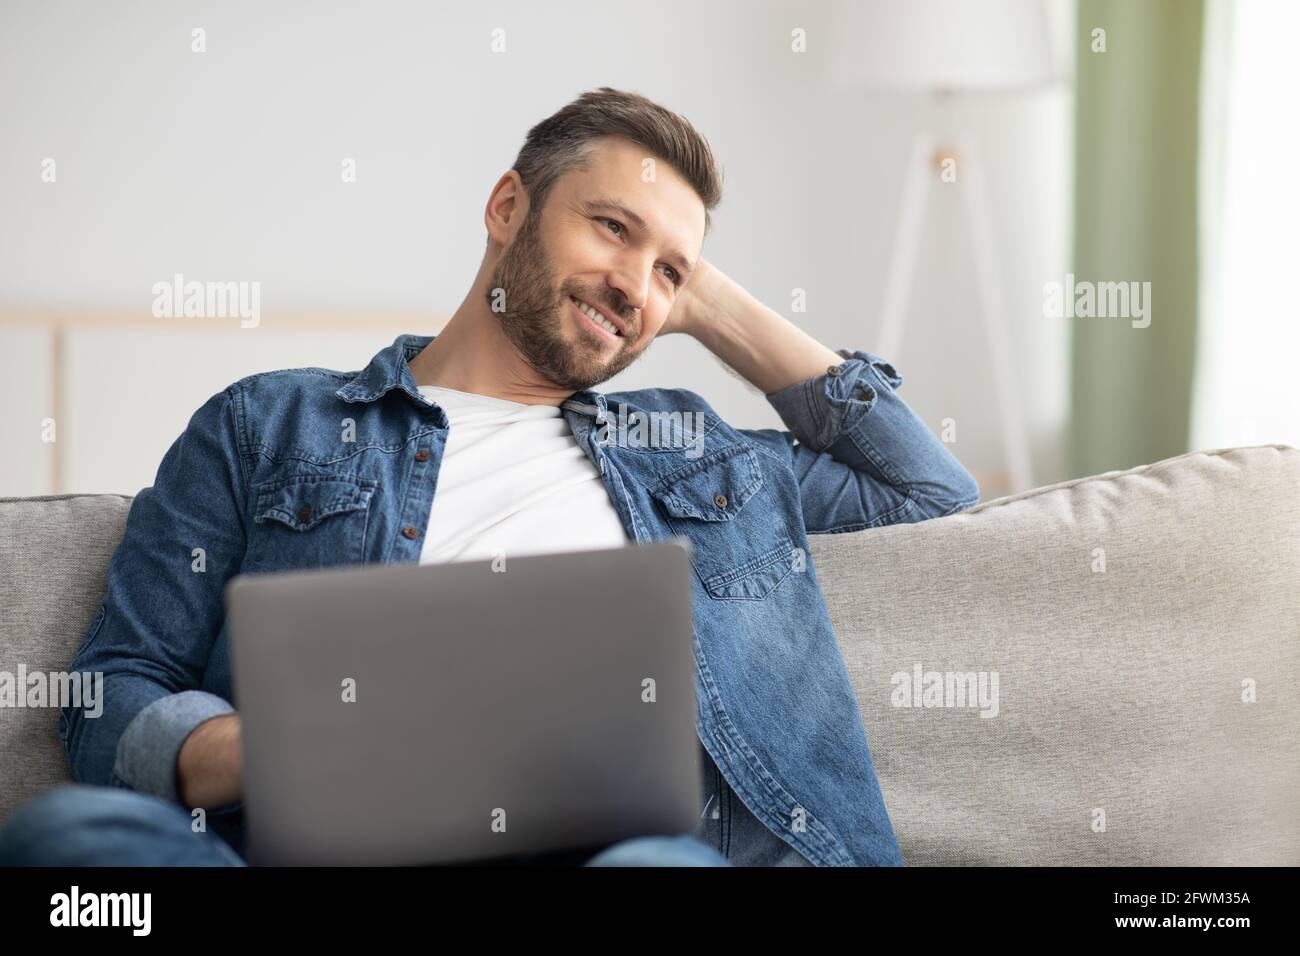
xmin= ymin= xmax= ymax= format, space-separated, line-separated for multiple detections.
xmin=598 ymin=217 xmax=623 ymax=236
xmin=660 ymin=264 xmax=680 ymax=285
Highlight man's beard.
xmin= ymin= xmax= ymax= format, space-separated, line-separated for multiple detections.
xmin=486 ymin=208 xmax=643 ymax=392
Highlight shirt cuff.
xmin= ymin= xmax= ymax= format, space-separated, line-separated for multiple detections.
xmin=764 ymin=349 xmax=904 ymax=453
xmin=112 ymin=689 xmax=236 ymax=807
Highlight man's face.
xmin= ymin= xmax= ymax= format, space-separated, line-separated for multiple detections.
xmin=486 ymin=136 xmax=706 ymax=391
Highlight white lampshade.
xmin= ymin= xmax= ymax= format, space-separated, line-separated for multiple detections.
xmin=828 ymin=0 xmax=1057 ymax=92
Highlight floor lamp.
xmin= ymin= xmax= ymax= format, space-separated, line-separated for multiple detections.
xmin=829 ymin=0 xmax=1059 ymax=495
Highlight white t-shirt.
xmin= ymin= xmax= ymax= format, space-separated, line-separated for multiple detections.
xmin=416 ymin=385 xmax=629 ymax=565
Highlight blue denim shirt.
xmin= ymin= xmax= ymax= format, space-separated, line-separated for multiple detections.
xmin=59 ymin=332 xmax=978 ymax=866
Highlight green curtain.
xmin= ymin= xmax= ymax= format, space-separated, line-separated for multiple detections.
xmin=1070 ymin=0 xmax=1205 ymax=478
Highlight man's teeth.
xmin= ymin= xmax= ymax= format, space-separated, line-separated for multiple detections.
xmin=571 ymin=296 xmax=621 ymax=336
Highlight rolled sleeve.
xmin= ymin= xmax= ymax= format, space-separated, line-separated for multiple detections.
xmin=757 ymin=348 xmax=980 ymax=532
xmin=112 ymin=690 xmax=236 ymax=805
xmin=765 ymin=349 xmax=903 ymax=454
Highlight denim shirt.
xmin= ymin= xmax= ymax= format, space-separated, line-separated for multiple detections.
xmin=59 ymin=332 xmax=979 ymax=867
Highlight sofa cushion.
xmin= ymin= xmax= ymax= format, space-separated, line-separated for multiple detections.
xmin=0 ymin=494 xmax=132 ymax=822
xmin=812 ymin=444 xmax=1300 ymax=865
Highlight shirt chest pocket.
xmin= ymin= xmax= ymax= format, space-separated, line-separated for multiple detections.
xmin=650 ymin=444 xmax=794 ymax=601
xmin=245 ymin=473 xmax=378 ymax=571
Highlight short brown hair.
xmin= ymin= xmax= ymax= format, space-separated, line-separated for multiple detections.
xmin=511 ymin=86 xmax=723 ymax=235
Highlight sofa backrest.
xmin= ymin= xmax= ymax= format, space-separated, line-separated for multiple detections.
xmin=2 ymin=444 xmax=1297 ymax=864
xmin=813 ymin=443 xmax=1299 ymax=865
xmin=1 ymin=494 xmax=132 ymax=821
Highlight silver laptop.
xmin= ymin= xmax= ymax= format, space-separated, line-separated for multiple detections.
xmin=224 ymin=539 xmax=701 ymax=866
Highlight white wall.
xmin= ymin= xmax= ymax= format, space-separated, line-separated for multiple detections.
xmin=0 ymin=0 xmax=1074 ymax=498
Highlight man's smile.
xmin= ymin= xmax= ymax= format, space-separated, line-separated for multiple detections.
xmin=569 ymin=294 xmax=626 ymax=339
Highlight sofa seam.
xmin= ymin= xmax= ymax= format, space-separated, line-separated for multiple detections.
xmin=958 ymin=444 xmax=1299 ymax=516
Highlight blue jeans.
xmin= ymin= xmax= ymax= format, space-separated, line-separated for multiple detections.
xmin=0 ymin=785 xmax=731 ymax=867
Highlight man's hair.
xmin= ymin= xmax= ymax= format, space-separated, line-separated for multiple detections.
xmin=510 ymin=86 xmax=723 ymax=235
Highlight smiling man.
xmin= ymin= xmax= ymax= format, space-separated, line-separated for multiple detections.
xmin=418 ymin=138 xmax=704 ymax=396
xmin=0 ymin=87 xmax=980 ymax=868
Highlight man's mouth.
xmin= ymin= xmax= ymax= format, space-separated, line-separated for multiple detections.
xmin=569 ymin=295 xmax=625 ymax=338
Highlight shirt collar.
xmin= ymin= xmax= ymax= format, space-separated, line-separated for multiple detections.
xmin=335 ymin=332 xmax=610 ymax=421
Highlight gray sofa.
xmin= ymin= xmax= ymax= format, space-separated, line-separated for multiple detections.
xmin=2 ymin=443 xmax=1297 ymax=865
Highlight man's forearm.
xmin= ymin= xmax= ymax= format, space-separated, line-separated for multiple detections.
xmin=683 ymin=262 xmax=844 ymax=396
xmin=176 ymin=713 xmax=242 ymax=810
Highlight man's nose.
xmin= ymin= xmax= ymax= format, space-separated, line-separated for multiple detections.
xmin=606 ymin=264 xmax=649 ymax=316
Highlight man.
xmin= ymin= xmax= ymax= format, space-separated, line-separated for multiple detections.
xmin=0 ymin=87 xmax=978 ymax=867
